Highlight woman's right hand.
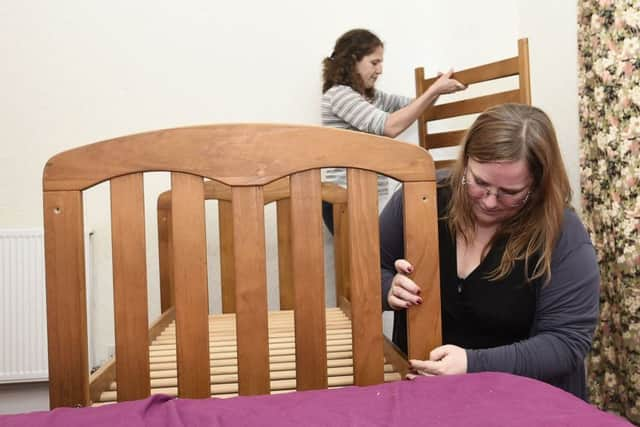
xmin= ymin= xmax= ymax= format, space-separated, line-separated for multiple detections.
xmin=387 ymin=259 xmax=423 ymax=310
xmin=431 ymin=69 xmax=466 ymax=95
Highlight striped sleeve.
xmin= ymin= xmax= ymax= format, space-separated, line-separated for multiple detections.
xmin=326 ymin=85 xmax=389 ymax=135
xmin=374 ymin=90 xmax=412 ymax=113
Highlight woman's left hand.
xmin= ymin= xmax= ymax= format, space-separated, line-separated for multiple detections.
xmin=407 ymin=344 xmax=468 ymax=379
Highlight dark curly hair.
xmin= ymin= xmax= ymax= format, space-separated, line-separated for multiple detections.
xmin=322 ymin=29 xmax=383 ymax=99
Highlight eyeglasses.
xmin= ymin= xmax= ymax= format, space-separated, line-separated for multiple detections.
xmin=462 ymin=167 xmax=531 ymax=207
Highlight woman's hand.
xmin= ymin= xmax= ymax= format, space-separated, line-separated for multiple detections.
xmin=387 ymin=259 xmax=423 ymax=310
xmin=406 ymin=345 xmax=468 ymax=379
xmin=431 ymin=69 xmax=466 ymax=95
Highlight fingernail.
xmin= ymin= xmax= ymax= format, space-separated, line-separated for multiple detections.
xmin=417 ymin=298 xmax=423 ymax=305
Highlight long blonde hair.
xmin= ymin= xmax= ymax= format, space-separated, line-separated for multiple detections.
xmin=447 ymin=103 xmax=572 ymax=283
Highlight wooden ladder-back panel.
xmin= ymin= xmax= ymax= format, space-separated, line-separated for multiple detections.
xmin=171 ymin=172 xmax=210 ymax=398
xmin=231 ymin=186 xmax=270 ymax=396
xmin=110 ymin=173 xmax=150 ymax=401
xmin=290 ymin=169 xmax=327 ymax=391
xmin=415 ymin=38 xmax=531 ymax=158
xmin=347 ymin=169 xmax=384 ymax=386
xmin=403 ymin=182 xmax=442 ymax=360
xmin=43 ymin=190 xmax=89 ymax=408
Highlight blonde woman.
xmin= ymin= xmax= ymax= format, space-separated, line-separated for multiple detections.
xmin=380 ymin=103 xmax=600 ymax=400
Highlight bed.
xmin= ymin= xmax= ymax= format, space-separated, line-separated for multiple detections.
xmin=40 ymin=124 xmax=442 ymax=407
xmin=3 ymin=374 xmax=631 ymax=426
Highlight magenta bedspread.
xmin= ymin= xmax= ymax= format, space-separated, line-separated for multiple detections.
xmin=1 ymin=373 xmax=631 ymax=426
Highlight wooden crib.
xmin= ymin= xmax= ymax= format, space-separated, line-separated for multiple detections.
xmin=42 ymin=124 xmax=441 ymax=408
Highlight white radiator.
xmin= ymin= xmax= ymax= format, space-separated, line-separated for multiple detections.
xmin=0 ymin=229 xmax=48 ymax=383
xmin=0 ymin=228 xmax=93 ymax=383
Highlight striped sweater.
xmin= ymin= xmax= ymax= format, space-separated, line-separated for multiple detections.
xmin=321 ymin=85 xmax=412 ymax=196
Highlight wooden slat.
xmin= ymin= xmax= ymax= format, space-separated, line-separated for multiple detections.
xmin=434 ymin=159 xmax=457 ymax=170
xmin=171 ymin=172 xmax=210 ymax=398
xmin=415 ymin=67 xmax=428 ymax=150
xmin=43 ymin=190 xmax=89 ymax=408
xmin=518 ymin=38 xmax=531 ymax=104
xmin=382 ymin=337 xmax=409 ymax=378
xmin=157 ymin=194 xmax=173 ymax=312
xmin=425 ymin=90 xmax=521 ymax=122
xmin=232 ymin=186 xmax=270 ymax=395
xmin=110 ymin=173 xmax=150 ymax=401
xmin=218 ymin=200 xmax=235 ymax=313
xmin=333 ymin=202 xmax=350 ymax=304
xmin=347 ymin=169 xmax=384 ymax=386
xmin=320 ymin=182 xmax=348 ymax=204
xmin=276 ymin=197 xmax=294 ymax=309
xmin=403 ymin=182 xmax=442 ymax=360
xmin=424 ymin=129 xmax=467 ymax=150
xmin=290 ymin=170 xmax=327 ymax=390
xmin=421 ymin=56 xmax=519 ymax=89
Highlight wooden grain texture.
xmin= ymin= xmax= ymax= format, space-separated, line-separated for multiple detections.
xmin=420 ymin=57 xmax=519 ymax=89
xmin=110 ymin=173 xmax=150 ymax=401
xmin=43 ymin=190 xmax=89 ymax=408
xmin=290 ymin=170 xmax=327 ymax=390
xmin=333 ymin=202 xmax=350 ymax=304
xmin=157 ymin=193 xmax=173 ymax=312
xmin=404 ymin=182 xmax=442 ymax=360
xmin=42 ymin=125 xmax=435 ymax=191
xmin=276 ymin=198 xmax=294 ymax=310
xmin=171 ymin=173 xmax=210 ymax=398
xmin=218 ymin=200 xmax=235 ymax=313
xmin=347 ymin=169 xmax=384 ymax=386
xmin=423 ymin=129 xmax=467 ymax=150
xmin=232 ymin=186 xmax=270 ymax=395
xmin=518 ymin=38 xmax=531 ymax=104
xmin=424 ymin=90 xmax=521 ymax=122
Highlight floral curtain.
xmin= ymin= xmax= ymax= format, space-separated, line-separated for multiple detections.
xmin=578 ymin=0 xmax=640 ymax=423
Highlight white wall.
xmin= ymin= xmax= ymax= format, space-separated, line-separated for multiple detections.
xmin=1 ymin=0 xmax=579 ymax=399
xmin=516 ymin=0 xmax=581 ymax=211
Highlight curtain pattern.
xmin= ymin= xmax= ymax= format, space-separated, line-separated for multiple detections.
xmin=578 ymin=0 xmax=640 ymax=423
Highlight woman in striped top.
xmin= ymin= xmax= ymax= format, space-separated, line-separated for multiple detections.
xmin=320 ymin=28 xmax=466 ymax=232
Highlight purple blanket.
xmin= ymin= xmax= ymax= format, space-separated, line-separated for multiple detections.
xmin=1 ymin=373 xmax=631 ymax=426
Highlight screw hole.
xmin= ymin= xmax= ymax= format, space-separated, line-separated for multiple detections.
xmin=53 ymin=207 xmax=61 ymax=214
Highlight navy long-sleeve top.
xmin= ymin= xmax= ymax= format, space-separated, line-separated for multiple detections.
xmin=380 ymin=185 xmax=600 ymax=400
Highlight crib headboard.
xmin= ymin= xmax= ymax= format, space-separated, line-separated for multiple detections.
xmin=42 ymin=124 xmax=441 ymax=408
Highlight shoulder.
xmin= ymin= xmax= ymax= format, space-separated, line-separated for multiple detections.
xmin=553 ymin=208 xmax=593 ymax=262
xmin=325 ymin=84 xmax=360 ymax=98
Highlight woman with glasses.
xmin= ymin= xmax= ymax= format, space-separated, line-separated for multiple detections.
xmin=379 ymin=103 xmax=600 ymax=400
